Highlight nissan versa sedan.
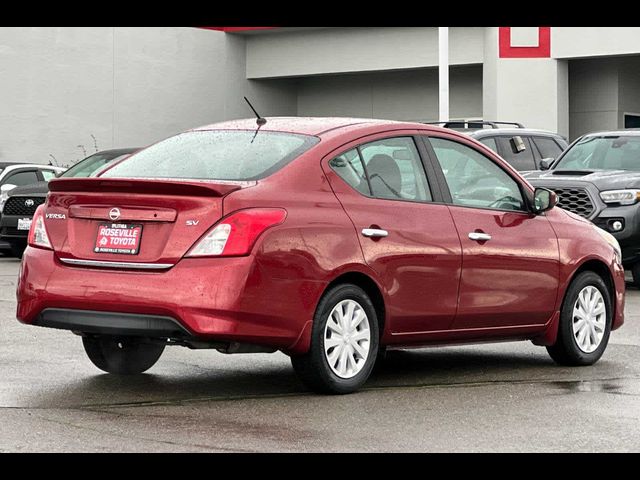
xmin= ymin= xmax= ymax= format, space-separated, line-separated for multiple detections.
xmin=16 ymin=118 xmax=625 ymax=394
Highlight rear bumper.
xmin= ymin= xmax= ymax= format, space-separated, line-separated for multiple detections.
xmin=35 ymin=309 xmax=192 ymax=338
xmin=17 ymin=247 xmax=325 ymax=353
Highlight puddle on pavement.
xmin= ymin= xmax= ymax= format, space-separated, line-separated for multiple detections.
xmin=549 ymin=378 xmax=640 ymax=396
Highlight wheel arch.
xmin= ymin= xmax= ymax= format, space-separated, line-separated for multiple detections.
xmin=324 ymin=271 xmax=387 ymax=339
xmin=571 ymin=258 xmax=615 ymax=304
xmin=534 ymin=257 xmax=615 ymax=347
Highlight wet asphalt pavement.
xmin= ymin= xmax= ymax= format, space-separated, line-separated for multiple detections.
xmin=1 ymin=254 xmax=639 ymax=452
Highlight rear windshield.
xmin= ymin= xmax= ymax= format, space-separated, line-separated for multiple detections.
xmin=101 ymin=131 xmax=319 ymax=181
xmin=556 ymin=136 xmax=640 ymax=171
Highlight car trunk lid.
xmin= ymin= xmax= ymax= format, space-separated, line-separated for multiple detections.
xmin=44 ymin=178 xmax=254 ymax=267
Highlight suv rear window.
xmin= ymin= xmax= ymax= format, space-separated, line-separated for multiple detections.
xmin=103 ymin=131 xmax=319 ymax=181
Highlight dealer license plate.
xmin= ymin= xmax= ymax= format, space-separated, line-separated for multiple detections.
xmin=94 ymin=223 xmax=143 ymax=255
xmin=17 ymin=218 xmax=32 ymax=231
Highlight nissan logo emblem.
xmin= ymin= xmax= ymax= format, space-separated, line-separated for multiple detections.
xmin=109 ymin=208 xmax=121 ymax=221
xmin=25 ymin=199 xmax=35 ymax=207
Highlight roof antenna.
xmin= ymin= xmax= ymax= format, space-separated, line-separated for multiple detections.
xmin=244 ymin=97 xmax=267 ymax=127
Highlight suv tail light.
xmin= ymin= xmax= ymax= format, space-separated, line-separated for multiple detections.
xmin=28 ymin=205 xmax=52 ymax=250
xmin=186 ymin=208 xmax=287 ymax=258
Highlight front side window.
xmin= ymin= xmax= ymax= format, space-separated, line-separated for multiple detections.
xmin=102 ymin=131 xmax=319 ymax=181
xmin=533 ymin=137 xmax=563 ymax=160
xmin=41 ymin=170 xmax=57 ymax=181
xmin=555 ymin=136 xmax=640 ymax=171
xmin=359 ymin=137 xmax=432 ymax=202
xmin=430 ymin=137 xmax=525 ymax=212
xmin=4 ymin=170 xmax=39 ymax=187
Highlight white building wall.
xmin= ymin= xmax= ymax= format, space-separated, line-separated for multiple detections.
xmin=296 ymin=65 xmax=483 ymax=122
xmin=246 ymin=27 xmax=485 ymax=79
xmin=0 ymin=27 xmax=297 ymax=167
xmin=554 ymin=27 xmax=640 ymax=59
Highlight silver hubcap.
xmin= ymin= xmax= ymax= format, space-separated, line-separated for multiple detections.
xmin=572 ymin=286 xmax=607 ymax=354
xmin=324 ymin=299 xmax=371 ymax=379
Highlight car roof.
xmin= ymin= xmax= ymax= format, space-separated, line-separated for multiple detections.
xmin=581 ymin=130 xmax=640 ymax=138
xmin=1 ymin=163 xmax=64 ymax=171
xmin=193 ymin=117 xmax=410 ymax=136
xmin=0 ymin=162 xmax=27 ymax=169
xmin=469 ymin=128 xmax=564 ymax=138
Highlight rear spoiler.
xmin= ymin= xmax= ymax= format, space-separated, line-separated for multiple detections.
xmin=48 ymin=178 xmax=255 ymax=197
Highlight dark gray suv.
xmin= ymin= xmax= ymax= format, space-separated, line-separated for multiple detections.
xmin=429 ymin=121 xmax=569 ymax=171
xmin=525 ymin=131 xmax=640 ymax=286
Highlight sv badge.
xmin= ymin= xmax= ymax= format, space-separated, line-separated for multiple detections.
xmin=186 ymin=220 xmax=200 ymax=227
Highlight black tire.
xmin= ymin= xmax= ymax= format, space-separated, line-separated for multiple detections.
xmin=291 ymin=284 xmax=379 ymax=395
xmin=547 ymin=271 xmax=612 ymax=366
xmin=631 ymin=263 xmax=640 ymax=289
xmin=82 ymin=336 xmax=165 ymax=375
xmin=9 ymin=244 xmax=25 ymax=259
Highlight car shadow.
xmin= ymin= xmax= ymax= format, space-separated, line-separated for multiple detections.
xmin=27 ymin=346 xmax=566 ymax=409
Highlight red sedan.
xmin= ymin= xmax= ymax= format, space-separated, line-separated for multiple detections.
xmin=16 ymin=118 xmax=625 ymax=394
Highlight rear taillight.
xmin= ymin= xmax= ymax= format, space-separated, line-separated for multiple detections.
xmin=28 ymin=205 xmax=52 ymax=250
xmin=186 ymin=208 xmax=287 ymax=258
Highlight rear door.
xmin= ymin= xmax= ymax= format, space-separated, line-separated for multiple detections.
xmin=423 ymin=134 xmax=560 ymax=329
xmin=323 ymin=133 xmax=462 ymax=335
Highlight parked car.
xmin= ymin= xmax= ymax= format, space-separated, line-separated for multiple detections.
xmin=0 ymin=149 xmax=138 ymax=258
xmin=525 ymin=130 xmax=640 ymax=287
xmin=0 ymin=163 xmax=65 ymax=255
xmin=17 ymin=118 xmax=625 ymax=394
xmin=429 ymin=121 xmax=569 ymax=171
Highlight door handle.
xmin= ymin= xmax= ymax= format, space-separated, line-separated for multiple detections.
xmin=468 ymin=232 xmax=492 ymax=242
xmin=362 ymin=228 xmax=389 ymax=238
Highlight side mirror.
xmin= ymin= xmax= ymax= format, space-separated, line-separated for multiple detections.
xmin=532 ymin=188 xmax=558 ymax=215
xmin=510 ymin=136 xmax=527 ymax=154
xmin=539 ymin=158 xmax=555 ymax=171
xmin=1 ymin=184 xmax=17 ymax=194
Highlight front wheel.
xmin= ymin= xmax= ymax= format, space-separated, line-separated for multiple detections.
xmin=82 ymin=336 xmax=165 ymax=375
xmin=291 ymin=284 xmax=379 ymax=395
xmin=547 ymin=272 xmax=612 ymax=366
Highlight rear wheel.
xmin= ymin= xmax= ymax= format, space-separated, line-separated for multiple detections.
xmin=291 ymin=284 xmax=379 ymax=394
xmin=547 ymin=272 xmax=612 ymax=366
xmin=82 ymin=336 xmax=165 ymax=375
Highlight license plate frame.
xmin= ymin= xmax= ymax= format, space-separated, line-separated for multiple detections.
xmin=94 ymin=223 xmax=143 ymax=256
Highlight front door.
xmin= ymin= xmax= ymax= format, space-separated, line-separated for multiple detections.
xmin=426 ymin=135 xmax=560 ymax=329
xmin=323 ymin=134 xmax=462 ymax=335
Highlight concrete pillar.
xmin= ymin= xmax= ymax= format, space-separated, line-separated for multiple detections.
xmin=483 ymin=27 xmax=569 ymax=137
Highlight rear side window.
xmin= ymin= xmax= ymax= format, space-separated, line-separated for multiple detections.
xmin=63 ymin=153 xmax=130 ymax=178
xmin=495 ymin=137 xmax=536 ymax=171
xmin=103 ymin=131 xmax=319 ymax=181
xmin=4 ymin=170 xmax=39 ymax=187
xmin=359 ymin=137 xmax=432 ymax=202
xmin=478 ymin=137 xmax=498 ymax=153
xmin=533 ymin=137 xmax=564 ymax=160
xmin=329 ymin=149 xmax=370 ymax=195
